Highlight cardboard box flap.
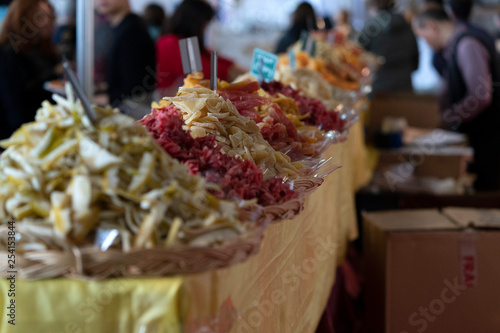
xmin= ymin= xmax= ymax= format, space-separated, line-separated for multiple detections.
xmin=442 ymin=207 xmax=500 ymax=229
xmin=362 ymin=209 xmax=458 ymax=231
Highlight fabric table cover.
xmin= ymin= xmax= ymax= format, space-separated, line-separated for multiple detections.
xmin=0 ymin=122 xmax=373 ymax=333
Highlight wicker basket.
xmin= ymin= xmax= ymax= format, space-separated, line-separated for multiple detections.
xmin=263 ymin=197 xmax=305 ymax=223
xmin=0 ymin=217 xmax=267 ymax=280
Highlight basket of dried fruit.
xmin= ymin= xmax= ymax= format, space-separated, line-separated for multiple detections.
xmin=0 ymin=87 xmax=267 ymax=280
xmin=146 ymin=77 xmax=341 ymax=224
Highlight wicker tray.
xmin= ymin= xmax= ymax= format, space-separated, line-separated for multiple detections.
xmin=0 ymin=217 xmax=267 ymax=280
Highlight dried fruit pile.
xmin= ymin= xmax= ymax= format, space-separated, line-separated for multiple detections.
xmin=0 ymin=88 xmax=246 ymax=251
xmin=261 ymin=81 xmax=345 ymax=132
xmin=165 ymin=87 xmax=303 ymax=179
xmin=141 ymin=104 xmax=295 ymax=206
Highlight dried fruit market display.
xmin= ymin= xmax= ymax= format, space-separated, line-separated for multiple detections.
xmin=0 ymin=34 xmax=373 ymax=280
xmin=0 ymin=86 xmax=264 ymax=279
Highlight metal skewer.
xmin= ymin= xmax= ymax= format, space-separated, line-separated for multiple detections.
xmin=210 ymin=51 xmax=218 ymax=91
xmin=179 ymin=36 xmax=203 ymax=74
xmin=62 ymin=59 xmax=97 ymax=124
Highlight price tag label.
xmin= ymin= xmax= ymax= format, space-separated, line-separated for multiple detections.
xmin=250 ymin=48 xmax=278 ymax=83
xmin=288 ymin=50 xmax=296 ymax=69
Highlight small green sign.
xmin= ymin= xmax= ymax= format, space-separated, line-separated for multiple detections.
xmin=288 ymin=50 xmax=296 ymax=69
xmin=250 ymin=48 xmax=278 ymax=83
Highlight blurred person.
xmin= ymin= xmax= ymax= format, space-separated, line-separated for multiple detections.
xmin=52 ymin=0 xmax=76 ymax=60
xmin=143 ymin=3 xmax=167 ymax=42
xmin=422 ymin=0 xmax=448 ymax=76
xmin=494 ymin=14 xmax=500 ymax=39
xmin=95 ymin=0 xmax=156 ymax=116
xmin=431 ymin=0 xmax=495 ymax=76
xmin=444 ymin=1 xmax=496 ymax=54
xmin=414 ymin=8 xmax=500 ymax=191
xmin=94 ymin=12 xmax=112 ymax=87
xmin=423 ymin=0 xmax=443 ymax=8
xmin=444 ymin=0 xmax=475 ymax=22
xmin=323 ymin=16 xmax=334 ymax=30
xmin=358 ymin=0 xmax=419 ymax=93
xmin=336 ymin=9 xmax=355 ymax=40
xmin=156 ymin=0 xmax=244 ymax=96
xmin=0 ymin=0 xmax=61 ymax=140
xmin=53 ymin=23 xmax=76 ymax=60
xmin=276 ymin=2 xmax=318 ymax=54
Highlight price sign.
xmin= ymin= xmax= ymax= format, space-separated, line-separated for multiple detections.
xmin=250 ymin=48 xmax=278 ymax=83
xmin=288 ymin=50 xmax=296 ymax=69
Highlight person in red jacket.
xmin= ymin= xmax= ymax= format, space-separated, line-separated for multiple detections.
xmin=156 ymin=0 xmax=244 ymax=96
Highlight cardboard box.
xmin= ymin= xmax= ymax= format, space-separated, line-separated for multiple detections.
xmin=442 ymin=207 xmax=500 ymax=229
xmin=364 ymin=209 xmax=500 ymax=333
xmin=377 ymin=146 xmax=473 ymax=180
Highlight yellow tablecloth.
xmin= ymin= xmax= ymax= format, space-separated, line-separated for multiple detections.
xmin=0 ymin=121 xmax=372 ymax=333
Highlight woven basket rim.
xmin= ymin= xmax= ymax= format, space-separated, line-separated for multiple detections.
xmin=0 ymin=216 xmax=267 ymax=280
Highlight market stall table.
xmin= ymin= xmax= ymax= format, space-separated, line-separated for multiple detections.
xmin=0 ymin=122 xmax=372 ymax=333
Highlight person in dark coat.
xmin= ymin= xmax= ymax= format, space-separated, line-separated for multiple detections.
xmin=414 ymin=8 xmax=500 ymax=191
xmin=95 ymin=0 xmax=156 ymax=117
xmin=358 ymin=0 xmax=420 ymax=94
xmin=276 ymin=2 xmax=318 ymax=54
xmin=0 ymin=0 xmax=61 ymax=140
xmin=431 ymin=0 xmax=496 ymax=77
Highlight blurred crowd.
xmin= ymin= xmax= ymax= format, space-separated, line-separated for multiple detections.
xmin=0 ymin=0 xmax=341 ymax=140
xmin=257 ymin=0 xmax=500 ymax=191
xmin=0 ymin=0 xmax=499 ymax=189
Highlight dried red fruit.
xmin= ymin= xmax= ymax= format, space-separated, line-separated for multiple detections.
xmin=261 ymin=81 xmax=345 ymax=132
xmin=141 ymin=105 xmax=295 ymax=206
